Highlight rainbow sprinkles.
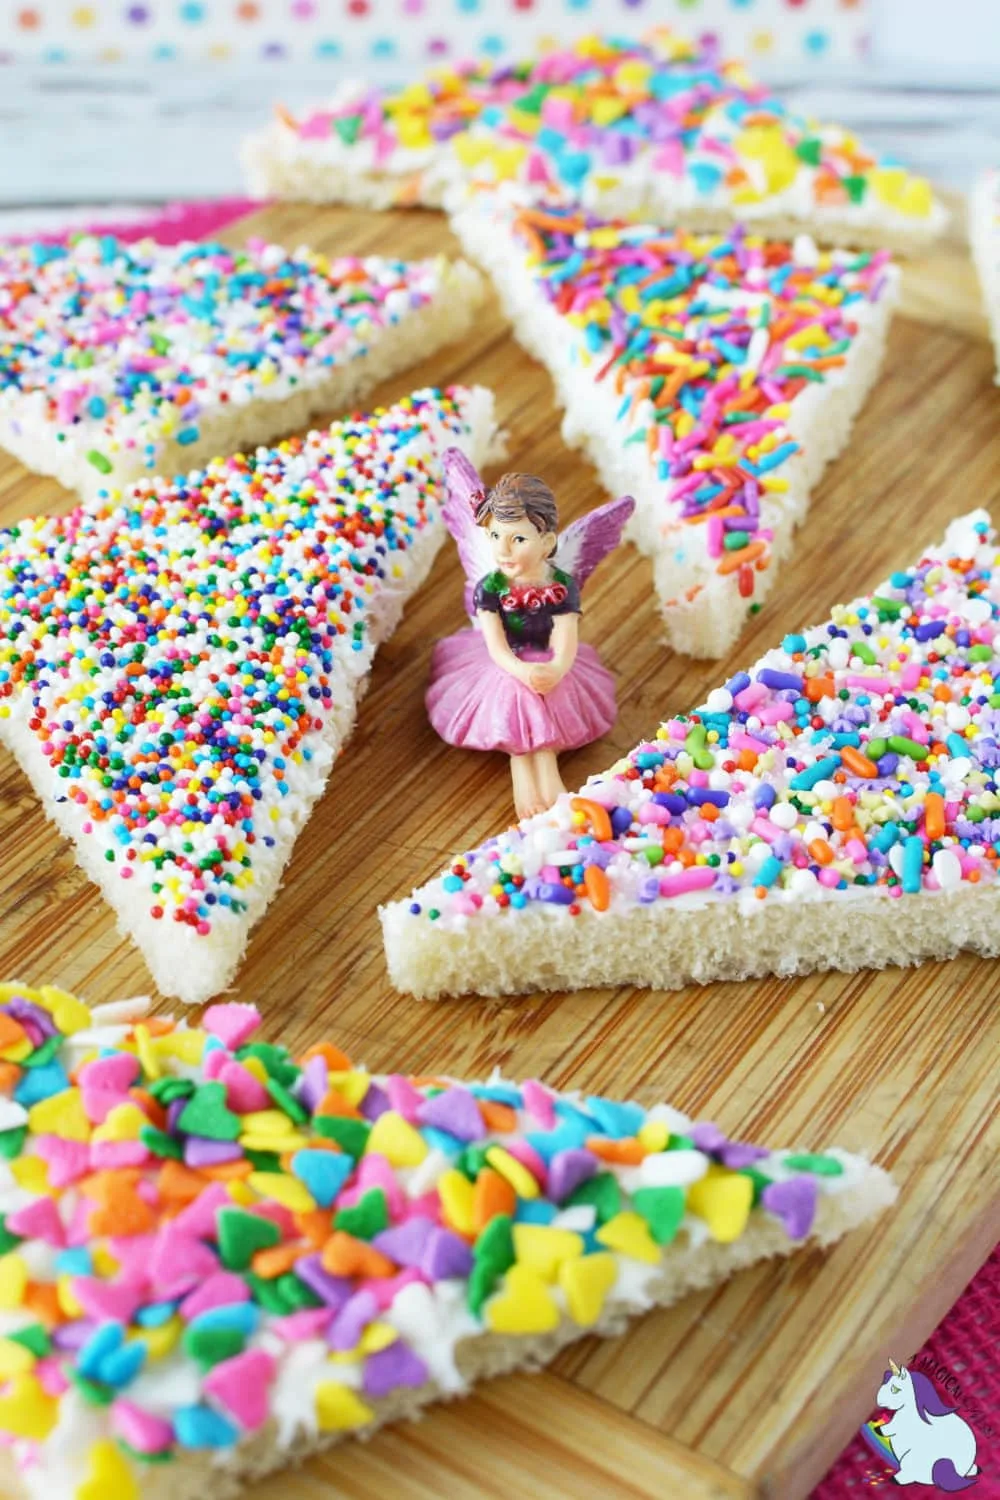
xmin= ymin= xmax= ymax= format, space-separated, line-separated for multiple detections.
xmin=450 ymin=197 xmax=898 ymax=657
xmin=0 ymin=386 xmax=500 ymax=1007
xmin=384 ymin=511 xmax=1000 ymax=998
xmin=0 ymin=236 xmax=484 ymax=501
xmin=0 ymin=983 xmax=895 ymax=1500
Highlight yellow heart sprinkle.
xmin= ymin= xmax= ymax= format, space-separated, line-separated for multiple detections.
xmin=93 ymin=1102 xmax=148 ymax=1143
xmin=0 ymin=1338 xmax=36 ymax=1379
xmin=438 ymin=1169 xmax=475 ymax=1236
xmin=38 ymin=986 xmax=91 ymax=1035
xmin=0 ymin=1253 xmax=28 ymax=1310
xmin=365 ymin=1111 xmax=428 ymax=1168
xmin=0 ymin=1374 xmax=57 ymax=1440
xmin=686 ymin=1171 xmax=753 ymax=1243
xmin=76 ymin=1438 xmax=138 ymax=1500
xmin=10 ymin=1156 xmax=51 ymax=1194
xmin=484 ymin=1147 xmax=539 ymax=1200
xmin=28 ymin=1087 xmax=91 ymax=1142
xmin=559 ymin=1253 xmax=619 ymax=1327
xmin=485 ymin=1264 xmax=560 ymax=1335
xmin=512 ymin=1225 xmax=584 ymax=1282
xmin=314 ymin=1380 xmax=375 ymax=1432
xmin=595 ymin=1212 xmax=661 ymax=1264
xmin=247 ymin=1172 xmax=316 ymax=1213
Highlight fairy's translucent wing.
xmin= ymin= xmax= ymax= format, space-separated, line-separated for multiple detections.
xmin=442 ymin=448 xmax=494 ymax=619
xmin=553 ymin=495 xmax=635 ymax=591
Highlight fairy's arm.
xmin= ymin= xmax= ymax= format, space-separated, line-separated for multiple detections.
xmin=549 ymin=613 xmax=578 ymax=675
xmin=478 ymin=611 xmax=533 ymax=685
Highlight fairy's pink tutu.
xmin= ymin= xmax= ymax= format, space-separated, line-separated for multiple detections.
xmin=426 ymin=629 xmax=617 ymax=756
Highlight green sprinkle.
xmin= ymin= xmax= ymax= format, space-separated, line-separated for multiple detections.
xmin=723 ymin=530 xmax=751 ymax=551
xmin=266 ymin=1077 xmax=308 ymax=1124
xmin=333 ymin=113 xmax=362 ymax=145
xmin=0 ymin=1128 xmax=27 ymax=1161
xmin=86 ymin=449 xmax=113 ymax=474
xmin=177 ymin=1082 xmax=241 ymax=1141
xmin=469 ymin=1214 xmax=515 ymax=1316
xmin=334 ymin=1188 xmax=388 ymax=1240
xmin=8 ymin=1324 xmax=51 ymax=1358
xmin=850 ymin=640 xmax=877 ymax=665
xmin=888 ymin=735 xmax=927 ymax=761
xmin=870 ymin=595 xmax=903 ymax=619
xmin=183 ymin=1325 xmax=245 ymax=1369
xmin=217 ymin=1207 xmax=281 ymax=1271
xmin=631 ymin=1186 xmax=685 ymax=1245
xmin=795 ymin=137 xmax=822 ymax=165
xmin=139 ymin=1125 xmax=184 ymax=1160
xmin=313 ymin=1116 xmax=370 ymax=1157
xmin=566 ymin=1172 xmax=620 ymax=1225
xmin=784 ymin=1153 xmax=844 ymax=1177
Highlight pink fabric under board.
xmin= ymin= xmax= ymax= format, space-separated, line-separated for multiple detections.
xmin=6 ymin=198 xmax=265 ymax=247
xmin=814 ymin=1245 xmax=999 ymax=1496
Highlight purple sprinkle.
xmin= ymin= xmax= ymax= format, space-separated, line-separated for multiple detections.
xmin=328 ymin=1290 xmax=379 ymax=1351
xmin=166 ymin=1098 xmax=186 ymax=1134
xmin=418 ymin=1086 xmax=486 ymax=1143
xmin=421 ymin=1227 xmax=474 ymax=1282
xmin=371 ymin=1217 xmax=435 ymax=1269
xmin=184 ymin=1136 xmax=242 ymax=1168
xmin=53 ymin=1319 xmax=100 ymax=1351
xmin=360 ymin=1081 xmax=391 ymax=1122
xmin=690 ymin=1122 xmax=729 ymax=1154
xmin=297 ymin=1054 xmax=328 ymax=1115
xmin=548 ymin=1148 xmax=598 ymax=1202
xmin=0 ymin=998 xmax=58 ymax=1037
xmin=363 ymin=1340 xmax=429 ymax=1398
xmin=294 ymin=1255 xmax=353 ymax=1311
xmin=721 ymin=1142 xmax=770 ymax=1170
xmin=761 ymin=1176 xmax=818 ymax=1240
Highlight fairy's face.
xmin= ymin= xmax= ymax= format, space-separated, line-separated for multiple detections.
xmin=485 ymin=515 xmax=556 ymax=581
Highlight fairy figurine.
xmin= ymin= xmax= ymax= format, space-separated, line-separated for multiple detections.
xmin=427 ymin=450 xmax=634 ymax=819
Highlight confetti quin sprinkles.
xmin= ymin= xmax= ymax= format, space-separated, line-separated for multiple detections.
xmin=383 ymin=511 xmax=1000 ymax=999
xmin=244 ymin=29 xmax=945 ymax=253
xmin=450 ymin=197 xmax=898 ymax=657
xmin=0 ymin=984 xmax=894 ymax=1500
xmin=0 ymin=235 xmax=485 ymax=500
xmin=0 ymin=386 xmax=498 ymax=1006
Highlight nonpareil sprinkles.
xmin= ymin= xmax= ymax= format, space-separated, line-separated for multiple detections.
xmin=509 ymin=203 xmax=891 ymax=598
xmin=0 ymin=235 xmax=455 ymax=476
xmin=404 ymin=513 xmax=1000 ymax=925
xmin=0 ymin=389 xmax=476 ymax=941
xmin=0 ymin=983 xmax=853 ymax=1491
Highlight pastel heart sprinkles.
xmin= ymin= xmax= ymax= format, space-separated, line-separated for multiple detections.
xmin=0 ymin=983 xmax=894 ymax=1499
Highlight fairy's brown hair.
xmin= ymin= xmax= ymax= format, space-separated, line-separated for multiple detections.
xmin=474 ymin=473 xmax=559 ymax=549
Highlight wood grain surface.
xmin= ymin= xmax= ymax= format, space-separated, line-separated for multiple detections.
xmin=0 ymin=190 xmax=997 ymax=1500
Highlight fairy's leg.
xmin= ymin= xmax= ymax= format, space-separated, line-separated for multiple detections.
xmin=534 ymin=750 xmax=566 ymax=811
xmin=511 ymin=754 xmax=549 ymax=820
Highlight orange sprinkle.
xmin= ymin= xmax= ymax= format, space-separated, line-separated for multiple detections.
xmin=321 ymin=1232 xmax=396 ymax=1279
xmin=295 ymin=1210 xmax=334 ymax=1249
xmin=924 ymin=792 xmax=946 ymax=842
xmin=586 ymin=1136 xmax=645 ymax=1166
xmin=24 ymin=1282 xmax=64 ymax=1328
xmin=571 ymin=797 xmax=612 ymax=841
xmin=157 ymin=1159 xmax=208 ymax=1206
xmin=805 ymin=676 xmax=834 ymax=703
xmin=473 ymin=1168 xmax=517 ymax=1233
xmin=583 ymin=864 xmax=610 ymax=911
xmin=808 ymin=838 xmax=835 ymax=866
xmin=315 ymin=1089 xmax=363 ymax=1119
xmin=0 ymin=1062 xmax=22 ymax=1093
xmin=200 ymin=1159 xmax=253 ymax=1182
xmin=662 ymin=826 xmax=685 ymax=854
xmin=831 ymin=797 xmax=855 ymax=832
xmin=0 ymin=1015 xmax=26 ymax=1051
xmin=251 ymin=1244 xmax=303 ymax=1279
xmin=478 ymin=1099 xmax=517 ymax=1133
xmin=716 ymin=540 xmax=766 ymax=575
xmin=840 ymin=746 xmax=879 ymax=779
xmin=301 ymin=1040 xmax=352 ymax=1072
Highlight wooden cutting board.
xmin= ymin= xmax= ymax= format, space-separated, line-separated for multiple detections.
xmin=0 ymin=193 xmax=997 ymax=1500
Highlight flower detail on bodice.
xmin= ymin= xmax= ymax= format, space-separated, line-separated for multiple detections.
xmin=500 ymin=580 xmax=569 ymax=614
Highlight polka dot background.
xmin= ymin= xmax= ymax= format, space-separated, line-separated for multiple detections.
xmin=0 ymin=0 xmax=870 ymax=66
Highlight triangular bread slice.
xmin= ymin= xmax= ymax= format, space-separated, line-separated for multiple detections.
xmin=243 ymin=29 xmax=945 ymax=253
xmin=450 ymin=195 xmax=899 ymax=658
xmin=0 ymin=984 xmax=895 ymax=1500
xmin=971 ymin=170 xmax=1000 ymax=384
xmin=0 ymin=386 xmax=501 ymax=1005
xmin=0 ymin=234 xmax=485 ymax=501
xmin=383 ymin=510 xmax=1000 ymax=999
